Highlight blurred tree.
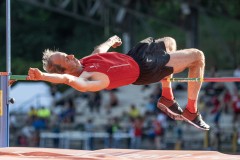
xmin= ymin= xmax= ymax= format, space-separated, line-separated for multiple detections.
xmin=0 ymin=0 xmax=239 ymax=75
xmin=0 ymin=1 xmax=104 ymax=74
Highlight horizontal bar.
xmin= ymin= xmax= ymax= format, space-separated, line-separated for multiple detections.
xmin=203 ymin=77 xmax=240 ymax=82
xmin=8 ymin=75 xmax=240 ymax=82
xmin=165 ymin=78 xmax=203 ymax=82
xmin=0 ymin=72 xmax=9 ymax=76
xmin=10 ymin=75 xmax=27 ymax=80
xmin=164 ymin=77 xmax=240 ymax=82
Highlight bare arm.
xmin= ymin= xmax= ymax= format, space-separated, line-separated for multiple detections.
xmin=91 ymin=35 xmax=122 ymax=54
xmin=27 ymin=68 xmax=108 ymax=92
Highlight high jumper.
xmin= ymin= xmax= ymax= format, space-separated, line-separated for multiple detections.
xmin=26 ymin=35 xmax=210 ymax=130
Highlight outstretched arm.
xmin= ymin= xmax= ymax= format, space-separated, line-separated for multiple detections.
xmin=91 ymin=35 xmax=122 ymax=54
xmin=27 ymin=68 xmax=108 ymax=92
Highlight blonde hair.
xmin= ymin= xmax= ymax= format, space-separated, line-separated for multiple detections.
xmin=42 ymin=49 xmax=66 ymax=73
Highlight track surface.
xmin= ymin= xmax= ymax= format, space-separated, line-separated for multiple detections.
xmin=0 ymin=147 xmax=239 ymax=160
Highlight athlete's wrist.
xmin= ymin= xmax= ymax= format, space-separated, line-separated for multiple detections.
xmin=106 ymin=39 xmax=114 ymax=47
xmin=40 ymin=72 xmax=46 ymax=80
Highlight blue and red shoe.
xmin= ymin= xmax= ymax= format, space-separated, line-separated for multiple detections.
xmin=181 ymin=108 xmax=210 ymax=130
xmin=157 ymin=96 xmax=183 ymax=120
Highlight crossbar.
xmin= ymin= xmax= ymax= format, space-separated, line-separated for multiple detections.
xmin=165 ymin=77 xmax=240 ymax=82
xmin=9 ymin=75 xmax=240 ymax=82
xmin=10 ymin=75 xmax=28 ymax=81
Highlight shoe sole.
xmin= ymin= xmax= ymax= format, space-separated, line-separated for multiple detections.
xmin=157 ymin=103 xmax=183 ymax=121
xmin=181 ymin=116 xmax=210 ymax=131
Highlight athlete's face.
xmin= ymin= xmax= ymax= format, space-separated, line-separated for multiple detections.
xmin=51 ymin=52 xmax=82 ymax=75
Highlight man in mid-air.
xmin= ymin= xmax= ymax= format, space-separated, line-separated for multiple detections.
xmin=27 ymin=35 xmax=210 ymax=130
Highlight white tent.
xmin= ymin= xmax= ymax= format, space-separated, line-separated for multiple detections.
xmin=9 ymin=82 xmax=54 ymax=113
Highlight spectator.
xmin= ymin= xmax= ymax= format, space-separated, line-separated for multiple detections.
xmin=50 ymin=84 xmax=61 ymax=105
xmin=112 ymin=118 xmax=122 ymax=148
xmin=233 ymin=65 xmax=240 ymax=89
xmin=84 ymin=119 xmax=95 ymax=150
xmin=17 ymin=134 xmax=28 ymax=147
xmin=21 ymin=121 xmax=35 ymax=146
xmin=141 ymin=85 xmax=150 ymax=91
xmin=9 ymin=113 xmax=17 ymax=133
xmin=211 ymin=96 xmax=222 ymax=125
xmin=105 ymin=119 xmax=114 ymax=148
xmin=209 ymin=65 xmax=218 ymax=77
xmin=50 ymin=84 xmax=58 ymax=97
xmin=120 ymin=111 xmax=130 ymax=125
xmin=145 ymin=97 xmax=156 ymax=114
xmin=204 ymin=82 xmax=216 ymax=97
xmin=211 ymin=123 xmax=221 ymax=151
xmin=65 ymin=99 xmax=76 ymax=123
xmin=128 ymin=104 xmax=140 ymax=119
xmin=28 ymin=106 xmax=38 ymax=119
xmin=88 ymin=92 xmax=102 ymax=113
xmin=59 ymin=99 xmax=76 ymax=123
xmin=233 ymin=65 xmax=240 ymax=77
xmin=150 ymin=84 xmax=162 ymax=104
xmin=157 ymin=112 xmax=168 ymax=129
xmin=130 ymin=117 xmax=143 ymax=149
xmin=106 ymin=91 xmax=119 ymax=113
xmin=175 ymin=83 xmax=186 ymax=91
xmin=37 ymin=106 xmax=51 ymax=120
xmin=238 ymin=129 xmax=240 ymax=146
xmin=50 ymin=120 xmax=61 ymax=148
xmin=31 ymin=130 xmax=40 ymax=147
xmin=152 ymin=119 xmax=163 ymax=149
xmin=223 ymin=89 xmax=232 ymax=114
xmin=214 ymin=83 xmax=226 ymax=96
xmin=232 ymin=93 xmax=240 ymax=125
xmin=173 ymin=122 xmax=183 ymax=150
xmin=32 ymin=116 xmax=47 ymax=131
xmin=105 ymin=117 xmax=120 ymax=148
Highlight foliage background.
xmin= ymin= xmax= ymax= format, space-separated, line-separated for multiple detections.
xmin=0 ymin=0 xmax=239 ymax=75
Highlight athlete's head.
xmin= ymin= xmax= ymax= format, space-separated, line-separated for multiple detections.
xmin=42 ymin=49 xmax=82 ymax=75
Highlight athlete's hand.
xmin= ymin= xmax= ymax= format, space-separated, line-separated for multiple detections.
xmin=27 ymin=68 xmax=44 ymax=81
xmin=9 ymin=80 xmax=16 ymax=86
xmin=108 ymin=35 xmax=122 ymax=48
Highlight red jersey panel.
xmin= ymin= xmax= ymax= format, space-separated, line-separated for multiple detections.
xmin=80 ymin=52 xmax=140 ymax=90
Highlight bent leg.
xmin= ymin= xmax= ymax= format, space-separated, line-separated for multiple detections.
xmin=159 ymin=37 xmax=177 ymax=100
xmin=157 ymin=37 xmax=184 ymax=120
xmin=165 ymin=49 xmax=210 ymax=130
xmin=166 ymin=49 xmax=205 ymax=108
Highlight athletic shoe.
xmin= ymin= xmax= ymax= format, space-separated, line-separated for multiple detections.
xmin=181 ymin=108 xmax=210 ymax=130
xmin=157 ymin=96 xmax=183 ymax=120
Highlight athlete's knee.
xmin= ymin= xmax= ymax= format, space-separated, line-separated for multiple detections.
xmin=164 ymin=37 xmax=176 ymax=43
xmin=192 ymin=49 xmax=205 ymax=66
xmin=164 ymin=37 xmax=177 ymax=52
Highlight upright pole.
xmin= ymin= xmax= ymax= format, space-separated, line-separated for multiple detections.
xmin=0 ymin=74 xmax=9 ymax=147
xmin=0 ymin=0 xmax=11 ymax=147
xmin=7 ymin=0 xmax=11 ymax=72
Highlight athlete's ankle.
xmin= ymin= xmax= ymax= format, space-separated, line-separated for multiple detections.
xmin=158 ymin=96 xmax=175 ymax=108
xmin=186 ymin=106 xmax=197 ymax=113
xmin=162 ymin=87 xmax=174 ymax=100
xmin=186 ymin=99 xmax=197 ymax=113
xmin=182 ymin=108 xmax=198 ymax=121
